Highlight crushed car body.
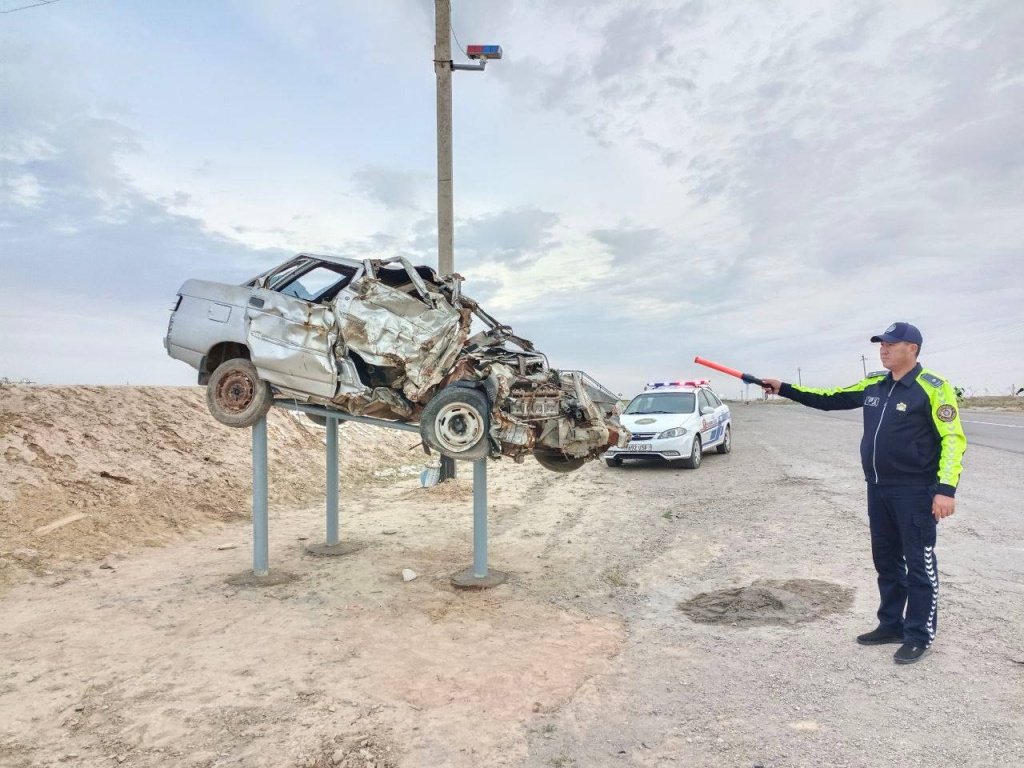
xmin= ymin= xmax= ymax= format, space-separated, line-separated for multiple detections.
xmin=165 ymin=253 xmax=628 ymax=471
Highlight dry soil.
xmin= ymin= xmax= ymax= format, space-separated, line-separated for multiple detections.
xmin=1 ymin=386 xmax=1022 ymax=768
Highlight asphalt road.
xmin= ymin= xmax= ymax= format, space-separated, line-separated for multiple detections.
xmin=819 ymin=407 xmax=1024 ymax=455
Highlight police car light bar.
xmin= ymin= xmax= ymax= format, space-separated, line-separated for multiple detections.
xmin=467 ymin=44 xmax=502 ymax=60
xmin=644 ymin=381 xmax=682 ymax=390
xmin=644 ymin=379 xmax=712 ymax=391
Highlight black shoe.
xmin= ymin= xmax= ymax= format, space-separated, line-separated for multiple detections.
xmin=893 ymin=643 xmax=929 ymax=664
xmin=856 ymin=627 xmax=903 ymax=645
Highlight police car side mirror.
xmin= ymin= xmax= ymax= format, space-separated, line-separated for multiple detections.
xmin=700 ymin=406 xmax=715 ymax=415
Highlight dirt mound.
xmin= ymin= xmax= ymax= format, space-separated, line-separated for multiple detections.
xmin=0 ymin=385 xmax=422 ymax=590
xmin=678 ymin=578 xmax=855 ymax=626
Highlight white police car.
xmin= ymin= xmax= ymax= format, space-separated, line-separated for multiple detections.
xmin=604 ymin=380 xmax=731 ymax=469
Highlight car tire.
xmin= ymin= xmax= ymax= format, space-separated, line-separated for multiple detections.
xmin=716 ymin=425 xmax=731 ymax=454
xmin=206 ymin=358 xmax=273 ymax=428
xmin=420 ymin=386 xmax=491 ymax=461
xmin=605 ymin=457 xmax=623 ymax=468
xmin=534 ymin=450 xmax=588 ymax=473
xmin=681 ymin=435 xmax=702 ymax=469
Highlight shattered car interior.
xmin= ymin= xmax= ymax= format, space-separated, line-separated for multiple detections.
xmin=165 ymin=254 xmax=628 ymax=472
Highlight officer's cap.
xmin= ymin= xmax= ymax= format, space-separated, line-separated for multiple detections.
xmin=870 ymin=321 xmax=923 ymax=345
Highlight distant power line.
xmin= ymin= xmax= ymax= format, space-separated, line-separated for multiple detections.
xmin=1 ymin=0 xmax=60 ymax=13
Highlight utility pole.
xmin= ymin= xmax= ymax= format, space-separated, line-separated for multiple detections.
xmin=797 ymin=367 xmax=802 ymax=386
xmin=434 ymin=0 xmax=455 ymax=277
xmin=860 ymin=354 xmax=868 ymax=377
xmin=433 ymin=1 xmax=501 ymax=481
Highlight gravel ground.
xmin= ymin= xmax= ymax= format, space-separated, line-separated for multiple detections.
xmin=2 ymin=398 xmax=1021 ymax=767
xmin=520 ymin=403 xmax=1024 ymax=768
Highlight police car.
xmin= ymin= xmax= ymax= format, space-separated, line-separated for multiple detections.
xmin=604 ymin=380 xmax=731 ymax=469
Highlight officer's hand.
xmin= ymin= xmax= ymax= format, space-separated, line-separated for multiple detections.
xmin=762 ymin=378 xmax=782 ymax=395
xmin=933 ymin=494 xmax=955 ymax=521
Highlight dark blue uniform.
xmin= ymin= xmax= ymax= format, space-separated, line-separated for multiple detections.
xmin=779 ymin=363 xmax=966 ymax=647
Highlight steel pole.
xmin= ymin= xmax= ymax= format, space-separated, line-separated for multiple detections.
xmin=252 ymin=416 xmax=269 ymax=576
xmin=325 ymin=417 xmax=339 ymax=545
xmin=472 ymin=459 xmax=487 ymax=577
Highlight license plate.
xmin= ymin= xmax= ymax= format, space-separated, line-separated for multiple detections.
xmin=627 ymin=442 xmax=652 ymax=451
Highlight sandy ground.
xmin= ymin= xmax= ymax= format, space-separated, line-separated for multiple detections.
xmin=1 ymin=386 xmax=1022 ymax=767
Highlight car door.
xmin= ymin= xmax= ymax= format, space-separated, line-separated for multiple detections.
xmin=697 ymin=389 xmax=721 ymax=446
xmin=705 ymin=388 xmax=729 ymax=444
xmin=245 ymin=262 xmax=358 ymax=398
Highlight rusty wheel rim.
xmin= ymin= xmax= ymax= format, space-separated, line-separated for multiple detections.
xmin=216 ymin=370 xmax=257 ymax=413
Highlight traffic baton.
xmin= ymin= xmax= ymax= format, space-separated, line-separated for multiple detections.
xmin=694 ymin=356 xmax=765 ymax=387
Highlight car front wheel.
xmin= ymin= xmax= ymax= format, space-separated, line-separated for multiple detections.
xmin=420 ymin=386 xmax=491 ymax=461
xmin=206 ymin=358 xmax=273 ymax=428
xmin=680 ymin=435 xmax=702 ymax=469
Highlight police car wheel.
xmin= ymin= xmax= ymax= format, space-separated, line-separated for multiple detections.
xmin=681 ymin=436 xmax=702 ymax=469
xmin=716 ymin=425 xmax=731 ymax=454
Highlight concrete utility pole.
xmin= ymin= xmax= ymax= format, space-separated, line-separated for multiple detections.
xmin=797 ymin=367 xmax=802 ymax=386
xmin=432 ymin=1 xmax=501 ymax=481
xmin=860 ymin=354 xmax=868 ymax=377
xmin=434 ymin=0 xmax=455 ymax=277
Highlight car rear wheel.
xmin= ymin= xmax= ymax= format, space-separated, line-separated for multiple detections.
xmin=716 ymin=425 xmax=732 ymax=454
xmin=534 ymin=450 xmax=588 ymax=473
xmin=681 ymin=435 xmax=702 ymax=469
xmin=420 ymin=386 xmax=491 ymax=461
xmin=206 ymin=359 xmax=273 ymax=428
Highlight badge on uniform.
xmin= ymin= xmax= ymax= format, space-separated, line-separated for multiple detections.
xmin=896 ymin=402 xmax=907 ymax=412
xmin=865 ymin=396 xmax=880 ymax=406
xmin=937 ymin=404 xmax=957 ymax=422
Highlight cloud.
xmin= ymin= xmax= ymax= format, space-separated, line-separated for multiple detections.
xmin=352 ymin=165 xmax=431 ymax=210
xmin=0 ymin=40 xmax=288 ymax=384
xmin=456 ymin=206 xmax=560 ymax=264
xmin=2 ymin=0 xmax=1021 ymax=395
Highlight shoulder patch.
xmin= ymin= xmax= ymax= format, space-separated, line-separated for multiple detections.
xmin=920 ymin=372 xmax=944 ymax=388
xmin=936 ymin=404 xmax=957 ymax=422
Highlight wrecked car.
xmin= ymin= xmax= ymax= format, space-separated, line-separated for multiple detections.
xmin=164 ymin=253 xmax=628 ymax=471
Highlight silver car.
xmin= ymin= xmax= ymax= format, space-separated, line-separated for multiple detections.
xmin=164 ymin=253 xmax=627 ymax=471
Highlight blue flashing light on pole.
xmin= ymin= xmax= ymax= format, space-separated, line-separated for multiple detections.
xmin=466 ymin=44 xmax=502 ymax=60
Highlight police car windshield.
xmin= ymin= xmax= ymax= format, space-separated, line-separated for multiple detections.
xmin=625 ymin=392 xmax=696 ymax=415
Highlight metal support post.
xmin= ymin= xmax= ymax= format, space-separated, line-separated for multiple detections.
xmin=325 ymin=417 xmax=339 ymax=545
xmin=451 ymin=459 xmax=507 ymax=588
xmin=304 ymin=411 xmax=364 ymax=558
xmin=236 ymin=401 xmax=504 ymax=585
xmin=252 ymin=416 xmax=269 ymax=576
xmin=473 ymin=458 xmax=488 ymax=577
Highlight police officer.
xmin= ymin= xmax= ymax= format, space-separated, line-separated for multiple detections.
xmin=762 ymin=322 xmax=967 ymax=664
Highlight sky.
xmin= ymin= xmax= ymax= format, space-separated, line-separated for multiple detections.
xmin=1 ymin=0 xmax=1022 ymax=398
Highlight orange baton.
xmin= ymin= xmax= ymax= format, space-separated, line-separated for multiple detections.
xmin=694 ymin=356 xmax=765 ymax=386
